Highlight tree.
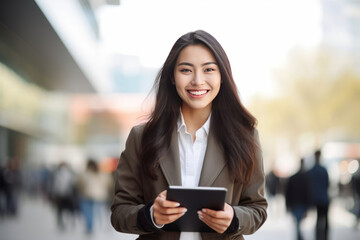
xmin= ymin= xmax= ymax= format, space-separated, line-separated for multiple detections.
xmin=249 ymin=46 xmax=360 ymax=161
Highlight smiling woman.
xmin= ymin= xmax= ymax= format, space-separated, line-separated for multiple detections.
xmin=111 ymin=30 xmax=267 ymax=240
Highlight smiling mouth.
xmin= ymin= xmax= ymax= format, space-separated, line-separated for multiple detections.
xmin=187 ymin=90 xmax=209 ymax=96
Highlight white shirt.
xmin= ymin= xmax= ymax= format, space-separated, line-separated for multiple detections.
xmin=151 ymin=112 xmax=211 ymax=240
xmin=177 ymin=112 xmax=210 ymax=188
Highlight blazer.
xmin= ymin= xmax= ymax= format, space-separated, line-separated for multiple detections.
xmin=111 ymin=124 xmax=267 ymax=240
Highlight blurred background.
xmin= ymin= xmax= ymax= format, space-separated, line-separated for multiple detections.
xmin=0 ymin=0 xmax=359 ymax=239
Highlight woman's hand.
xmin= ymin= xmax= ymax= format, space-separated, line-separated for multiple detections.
xmin=197 ymin=203 xmax=234 ymax=234
xmin=152 ymin=190 xmax=187 ymax=225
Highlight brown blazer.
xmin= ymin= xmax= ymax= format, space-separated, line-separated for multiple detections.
xmin=111 ymin=124 xmax=267 ymax=240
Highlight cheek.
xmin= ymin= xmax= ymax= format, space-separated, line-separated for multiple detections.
xmin=174 ymin=75 xmax=188 ymax=91
xmin=213 ymin=84 xmax=221 ymax=97
xmin=174 ymin=81 xmax=186 ymax=98
xmin=175 ymin=85 xmax=182 ymax=97
xmin=210 ymin=76 xmax=221 ymax=92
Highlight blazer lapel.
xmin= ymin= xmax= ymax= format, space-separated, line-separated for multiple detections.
xmin=198 ymin=130 xmax=226 ymax=186
xmin=159 ymin=129 xmax=182 ymax=186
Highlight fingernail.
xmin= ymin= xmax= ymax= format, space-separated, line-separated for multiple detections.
xmin=202 ymin=209 xmax=206 ymax=213
xmin=182 ymin=208 xmax=187 ymax=213
xmin=197 ymin=211 xmax=202 ymax=216
xmin=175 ymin=203 xmax=180 ymax=207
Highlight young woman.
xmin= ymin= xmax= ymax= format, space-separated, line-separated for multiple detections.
xmin=111 ymin=30 xmax=267 ymax=240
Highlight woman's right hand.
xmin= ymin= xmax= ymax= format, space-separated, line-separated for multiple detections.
xmin=152 ymin=190 xmax=187 ymax=225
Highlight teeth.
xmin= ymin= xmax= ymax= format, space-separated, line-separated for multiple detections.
xmin=188 ymin=90 xmax=207 ymax=96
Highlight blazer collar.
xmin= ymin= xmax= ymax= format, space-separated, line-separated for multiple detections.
xmin=159 ymin=129 xmax=182 ymax=186
xmin=198 ymin=130 xmax=226 ymax=186
xmin=160 ymin=128 xmax=226 ymax=187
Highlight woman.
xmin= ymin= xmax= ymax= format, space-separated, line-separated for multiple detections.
xmin=111 ymin=30 xmax=267 ymax=240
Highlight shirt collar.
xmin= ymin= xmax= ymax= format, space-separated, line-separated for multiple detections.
xmin=177 ymin=111 xmax=211 ymax=135
xmin=177 ymin=111 xmax=186 ymax=133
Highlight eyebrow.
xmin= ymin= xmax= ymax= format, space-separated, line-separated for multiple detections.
xmin=177 ymin=62 xmax=218 ymax=67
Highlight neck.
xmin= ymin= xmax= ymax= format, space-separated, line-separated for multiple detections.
xmin=181 ymin=105 xmax=211 ymax=138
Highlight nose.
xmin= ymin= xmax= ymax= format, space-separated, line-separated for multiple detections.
xmin=191 ymin=71 xmax=205 ymax=85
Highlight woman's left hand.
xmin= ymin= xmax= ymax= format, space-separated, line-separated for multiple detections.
xmin=197 ymin=203 xmax=234 ymax=234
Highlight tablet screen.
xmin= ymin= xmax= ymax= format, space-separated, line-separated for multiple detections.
xmin=165 ymin=186 xmax=227 ymax=232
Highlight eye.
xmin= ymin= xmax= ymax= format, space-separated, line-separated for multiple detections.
xmin=204 ymin=68 xmax=215 ymax=72
xmin=180 ymin=69 xmax=191 ymax=73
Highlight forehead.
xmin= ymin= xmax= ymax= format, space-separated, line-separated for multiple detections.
xmin=176 ymin=44 xmax=216 ymax=64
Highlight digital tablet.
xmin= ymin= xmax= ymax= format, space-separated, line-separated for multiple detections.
xmin=164 ymin=186 xmax=227 ymax=232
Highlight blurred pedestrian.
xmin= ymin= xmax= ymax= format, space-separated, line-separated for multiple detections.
xmin=0 ymin=158 xmax=22 ymax=217
xmin=307 ymin=150 xmax=330 ymax=240
xmin=0 ymin=165 xmax=6 ymax=217
xmin=78 ymin=159 xmax=113 ymax=234
xmin=350 ymin=160 xmax=360 ymax=228
xmin=266 ymin=168 xmax=281 ymax=198
xmin=111 ymin=30 xmax=267 ymax=240
xmin=38 ymin=163 xmax=53 ymax=201
xmin=266 ymin=167 xmax=283 ymax=216
xmin=285 ymin=158 xmax=312 ymax=240
xmin=51 ymin=161 xmax=77 ymax=230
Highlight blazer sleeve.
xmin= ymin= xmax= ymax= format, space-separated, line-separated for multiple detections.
xmin=232 ymin=129 xmax=268 ymax=235
xmin=110 ymin=125 xmax=150 ymax=235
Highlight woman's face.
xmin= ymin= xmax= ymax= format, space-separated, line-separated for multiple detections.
xmin=174 ymin=44 xmax=221 ymax=114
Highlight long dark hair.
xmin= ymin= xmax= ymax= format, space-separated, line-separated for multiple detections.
xmin=140 ymin=30 xmax=258 ymax=183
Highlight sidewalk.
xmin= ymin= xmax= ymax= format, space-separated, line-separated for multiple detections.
xmin=247 ymin=196 xmax=360 ymax=240
xmin=0 ymin=195 xmax=359 ymax=240
xmin=0 ymin=195 xmax=136 ymax=240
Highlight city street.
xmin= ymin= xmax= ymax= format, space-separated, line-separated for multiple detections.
xmin=1 ymin=195 xmax=359 ymax=240
xmin=1 ymin=1 xmax=360 ymax=240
